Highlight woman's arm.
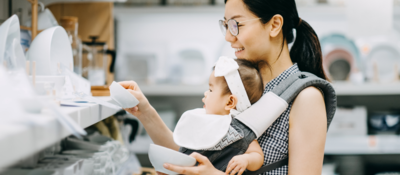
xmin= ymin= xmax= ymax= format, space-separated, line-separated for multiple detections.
xmin=119 ymin=81 xmax=180 ymax=150
xmin=288 ymin=86 xmax=327 ymax=175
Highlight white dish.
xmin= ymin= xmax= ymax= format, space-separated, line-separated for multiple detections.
xmin=148 ymin=144 xmax=196 ymax=175
xmin=109 ymin=81 xmax=139 ymax=108
xmin=26 ymin=26 xmax=73 ymax=75
xmin=30 ymin=75 xmax=65 ymax=97
xmin=18 ymin=97 xmax=43 ymax=114
xmin=0 ymin=15 xmax=22 ymax=68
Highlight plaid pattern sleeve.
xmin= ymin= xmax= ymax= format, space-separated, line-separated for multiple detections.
xmin=257 ymin=64 xmax=299 ymax=175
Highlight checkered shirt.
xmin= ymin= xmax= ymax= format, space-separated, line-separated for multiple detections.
xmin=257 ymin=63 xmax=299 ymax=175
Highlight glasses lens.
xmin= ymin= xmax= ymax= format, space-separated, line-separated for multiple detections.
xmin=219 ymin=20 xmax=227 ymax=36
xmin=228 ymin=19 xmax=238 ymax=36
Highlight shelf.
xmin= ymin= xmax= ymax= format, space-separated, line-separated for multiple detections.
xmin=325 ymin=135 xmax=400 ymax=155
xmin=140 ymin=84 xmax=208 ymax=96
xmin=333 ymin=82 xmax=400 ymax=96
xmin=0 ymin=97 xmax=120 ymax=169
xmin=138 ymin=82 xmax=400 ymax=96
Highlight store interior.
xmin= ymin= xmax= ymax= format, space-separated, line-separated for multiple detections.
xmin=2 ymin=0 xmax=400 ymax=175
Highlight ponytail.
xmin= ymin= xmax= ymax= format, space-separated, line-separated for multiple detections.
xmin=290 ymin=20 xmax=327 ymax=80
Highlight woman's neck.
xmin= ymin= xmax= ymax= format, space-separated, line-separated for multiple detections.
xmin=260 ymin=43 xmax=293 ymax=87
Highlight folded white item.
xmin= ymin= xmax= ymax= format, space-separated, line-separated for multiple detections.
xmin=109 ymin=81 xmax=139 ymax=108
xmin=173 ymin=108 xmax=232 ymax=150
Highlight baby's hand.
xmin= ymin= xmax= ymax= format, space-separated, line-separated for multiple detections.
xmin=225 ymin=155 xmax=248 ymax=175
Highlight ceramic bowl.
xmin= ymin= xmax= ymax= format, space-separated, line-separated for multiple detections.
xmin=26 ymin=26 xmax=73 ymax=75
xmin=109 ymin=81 xmax=139 ymax=108
xmin=148 ymin=144 xmax=196 ymax=175
xmin=0 ymin=15 xmax=22 ymax=67
xmin=18 ymin=97 xmax=43 ymax=114
xmin=30 ymin=76 xmax=65 ymax=96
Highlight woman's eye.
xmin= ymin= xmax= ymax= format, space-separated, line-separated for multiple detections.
xmin=238 ymin=25 xmax=243 ymax=27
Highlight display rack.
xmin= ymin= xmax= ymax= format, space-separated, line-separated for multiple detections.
xmin=136 ymin=82 xmax=400 ymax=96
xmin=0 ymin=97 xmax=120 ymax=169
xmin=325 ymin=135 xmax=400 ymax=155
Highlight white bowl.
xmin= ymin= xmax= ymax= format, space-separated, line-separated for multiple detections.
xmin=0 ymin=15 xmax=25 ymax=69
xmin=26 ymin=26 xmax=73 ymax=75
xmin=18 ymin=97 xmax=43 ymax=114
xmin=109 ymin=81 xmax=139 ymax=108
xmin=30 ymin=75 xmax=65 ymax=97
xmin=148 ymin=144 xmax=196 ymax=175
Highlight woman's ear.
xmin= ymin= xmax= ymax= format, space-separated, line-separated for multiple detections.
xmin=225 ymin=95 xmax=238 ymax=111
xmin=269 ymin=15 xmax=284 ymax=38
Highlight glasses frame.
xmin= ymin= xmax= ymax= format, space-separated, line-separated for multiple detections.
xmin=219 ymin=18 xmax=261 ymax=36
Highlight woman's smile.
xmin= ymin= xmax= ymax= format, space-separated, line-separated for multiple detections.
xmin=234 ymin=47 xmax=245 ymax=57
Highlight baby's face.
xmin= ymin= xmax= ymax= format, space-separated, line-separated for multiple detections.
xmin=202 ymin=71 xmax=231 ymax=115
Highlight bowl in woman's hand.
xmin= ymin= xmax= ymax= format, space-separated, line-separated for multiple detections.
xmin=148 ymin=144 xmax=196 ymax=175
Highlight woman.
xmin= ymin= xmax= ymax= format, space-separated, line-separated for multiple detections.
xmin=121 ymin=0 xmax=328 ymax=174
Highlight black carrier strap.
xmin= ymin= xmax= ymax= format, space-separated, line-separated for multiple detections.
xmin=244 ymin=157 xmax=289 ymax=175
xmin=245 ymin=72 xmax=336 ymax=174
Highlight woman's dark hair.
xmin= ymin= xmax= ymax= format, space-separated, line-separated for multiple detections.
xmin=225 ymin=0 xmax=327 ymax=80
xmin=214 ymin=59 xmax=264 ymax=104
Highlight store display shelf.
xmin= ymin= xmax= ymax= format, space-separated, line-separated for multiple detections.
xmin=139 ymin=84 xmax=208 ymax=96
xmin=138 ymin=82 xmax=400 ymax=96
xmin=0 ymin=97 xmax=120 ymax=169
xmin=325 ymin=135 xmax=400 ymax=155
xmin=332 ymin=82 xmax=400 ymax=96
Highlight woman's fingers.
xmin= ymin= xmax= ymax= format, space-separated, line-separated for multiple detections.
xmin=189 ymin=152 xmax=211 ymax=165
xmin=163 ymin=163 xmax=194 ymax=175
xmin=118 ymin=81 xmax=141 ymax=91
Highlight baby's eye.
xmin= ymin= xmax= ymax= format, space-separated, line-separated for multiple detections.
xmin=209 ymin=89 xmax=212 ymax=92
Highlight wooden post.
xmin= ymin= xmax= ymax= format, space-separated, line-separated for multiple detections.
xmin=28 ymin=0 xmax=38 ymax=40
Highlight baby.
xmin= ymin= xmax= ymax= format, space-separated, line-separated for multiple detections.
xmin=174 ymin=57 xmax=265 ymax=175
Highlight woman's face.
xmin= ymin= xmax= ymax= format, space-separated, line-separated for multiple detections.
xmin=224 ymin=0 xmax=272 ymax=60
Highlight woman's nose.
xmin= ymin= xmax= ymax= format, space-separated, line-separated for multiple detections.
xmin=225 ymin=30 xmax=237 ymax=43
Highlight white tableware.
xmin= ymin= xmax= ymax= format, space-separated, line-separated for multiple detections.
xmin=18 ymin=97 xmax=43 ymax=114
xmin=25 ymin=8 xmax=59 ymax=30
xmin=109 ymin=81 xmax=139 ymax=108
xmin=26 ymin=26 xmax=73 ymax=75
xmin=0 ymin=15 xmax=22 ymax=67
xmin=148 ymin=144 xmax=196 ymax=175
xmin=30 ymin=75 xmax=66 ymax=98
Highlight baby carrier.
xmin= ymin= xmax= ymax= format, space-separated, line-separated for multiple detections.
xmin=173 ymin=57 xmax=337 ymax=174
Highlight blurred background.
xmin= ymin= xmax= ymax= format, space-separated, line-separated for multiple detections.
xmin=2 ymin=0 xmax=400 ymax=174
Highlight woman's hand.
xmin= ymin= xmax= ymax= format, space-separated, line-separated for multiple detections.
xmin=225 ymin=155 xmax=248 ymax=175
xmin=118 ymin=81 xmax=152 ymax=118
xmin=163 ymin=152 xmax=224 ymax=175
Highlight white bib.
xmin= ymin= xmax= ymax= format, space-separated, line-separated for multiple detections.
xmin=173 ymin=108 xmax=232 ymax=150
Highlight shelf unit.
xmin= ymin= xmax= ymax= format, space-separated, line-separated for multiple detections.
xmin=138 ymin=82 xmax=400 ymax=96
xmin=325 ymin=135 xmax=400 ymax=155
xmin=0 ymin=97 xmax=120 ymax=169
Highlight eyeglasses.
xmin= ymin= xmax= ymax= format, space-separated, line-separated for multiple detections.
xmin=219 ymin=18 xmax=261 ymax=36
